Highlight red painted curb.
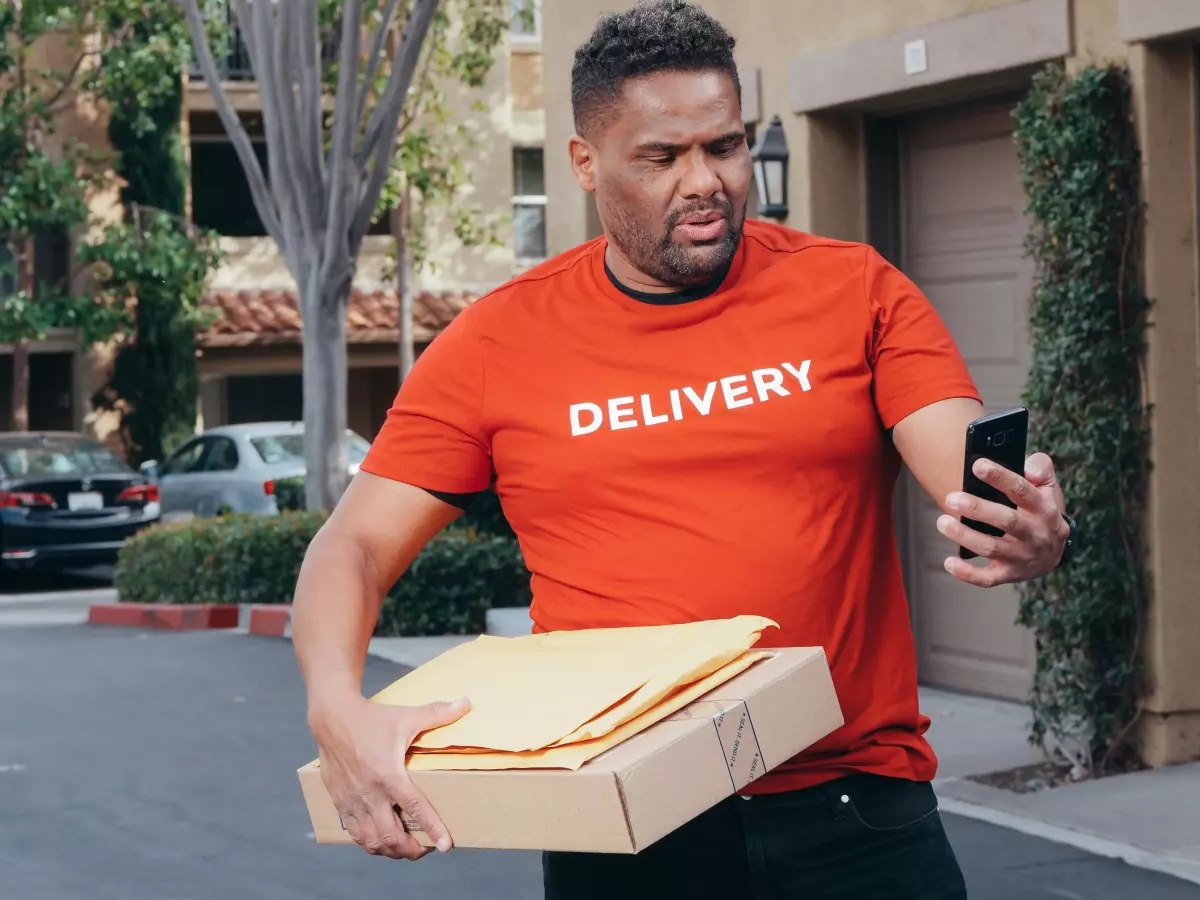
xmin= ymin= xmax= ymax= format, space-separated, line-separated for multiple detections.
xmin=248 ymin=605 xmax=292 ymax=637
xmin=87 ymin=603 xmax=240 ymax=631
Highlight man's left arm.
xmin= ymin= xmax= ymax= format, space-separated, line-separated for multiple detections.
xmin=891 ymin=397 xmax=1070 ymax=588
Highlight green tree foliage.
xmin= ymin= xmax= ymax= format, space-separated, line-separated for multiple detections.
xmin=1013 ymin=65 xmax=1151 ymax=775
xmin=81 ymin=211 xmax=223 ymax=464
xmin=89 ymin=0 xmax=195 ymax=215
xmin=0 ymin=1 xmax=108 ymax=428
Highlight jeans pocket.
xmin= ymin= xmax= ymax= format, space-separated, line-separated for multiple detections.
xmin=843 ymin=779 xmax=940 ymax=833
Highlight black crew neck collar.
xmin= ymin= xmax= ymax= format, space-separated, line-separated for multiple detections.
xmin=603 ymin=258 xmax=729 ymax=306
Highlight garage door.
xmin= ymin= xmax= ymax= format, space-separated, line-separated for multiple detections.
xmin=900 ymin=101 xmax=1036 ymax=700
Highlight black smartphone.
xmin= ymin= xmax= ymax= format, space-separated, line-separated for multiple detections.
xmin=958 ymin=407 xmax=1029 ymax=560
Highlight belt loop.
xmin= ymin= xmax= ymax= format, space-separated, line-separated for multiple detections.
xmin=828 ymin=780 xmax=851 ymax=821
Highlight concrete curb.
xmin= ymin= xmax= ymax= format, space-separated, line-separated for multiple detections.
xmin=937 ymin=795 xmax=1200 ymax=887
xmin=247 ymin=605 xmax=291 ymax=638
xmin=87 ymin=603 xmax=240 ymax=631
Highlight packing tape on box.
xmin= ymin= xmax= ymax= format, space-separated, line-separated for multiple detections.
xmin=665 ymin=699 xmax=766 ymax=791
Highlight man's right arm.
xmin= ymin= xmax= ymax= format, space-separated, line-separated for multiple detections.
xmin=292 ymin=471 xmax=469 ymax=861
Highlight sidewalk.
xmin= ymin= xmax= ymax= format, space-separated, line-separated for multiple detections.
xmin=920 ymin=686 xmax=1200 ymax=887
xmin=0 ymin=588 xmax=115 ymax=628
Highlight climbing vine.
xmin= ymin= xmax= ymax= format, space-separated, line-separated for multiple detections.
xmin=1013 ymin=65 xmax=1151 ymax=775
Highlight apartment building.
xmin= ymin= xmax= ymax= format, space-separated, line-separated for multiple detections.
xmin=542 ymin=0 xmax=1200 ymax=766
xmin=0 ymin=3 xmax=545 ymax=444
xmin=188 ymin=0 xmax=547 ymax=441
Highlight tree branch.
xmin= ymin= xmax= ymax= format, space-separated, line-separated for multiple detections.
xmin=355 ymin=0 xmax=440 ymax=170
xmin=395 ymin=35 xmax=437 ymax=138
xmin=297 ymin=0 xmax=326 ymax=193
xmin=354 ymin=0 xmax=405 ymax=131
xmin=233 ymin=0 xmax=302 ymax=270
xmin=179 ymin=0 xmax=284 ymax=248
xmin=319 ymin=0 xmax=364 ymax=294
xmin=349 ymin=1 xmax=439 ymax=253
xmin=269 ymin=0 xmax=320 ymax=253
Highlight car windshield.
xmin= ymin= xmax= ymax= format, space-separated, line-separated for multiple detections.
xmin=249 ymin=431 xmax=371 ymax=466
xmin=0 ymin=438 xmax=131 ymax=479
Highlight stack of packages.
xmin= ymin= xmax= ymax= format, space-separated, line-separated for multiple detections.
xmin=370 ymin=614 xmax=779 ymax=770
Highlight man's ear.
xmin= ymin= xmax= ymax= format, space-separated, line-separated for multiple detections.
xmin=569 ymin=134 xmax=597 ymax=193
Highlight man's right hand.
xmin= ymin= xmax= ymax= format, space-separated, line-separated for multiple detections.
xmin=309 ymin=694 xmax=470 ymax=860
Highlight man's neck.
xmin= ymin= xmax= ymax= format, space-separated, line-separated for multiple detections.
xmin=602 ymin=243 xmax=731 ymax=306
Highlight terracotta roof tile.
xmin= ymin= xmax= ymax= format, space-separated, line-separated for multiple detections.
xmin=198 ymin=287 xmax=477 ymax=347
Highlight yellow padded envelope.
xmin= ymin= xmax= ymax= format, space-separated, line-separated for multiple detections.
xmin=370 ymin=615 xmax=778 ymax=753
xmin=406 ymin=650 xmax=769 ymax=771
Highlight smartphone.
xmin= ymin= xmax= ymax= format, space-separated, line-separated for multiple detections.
xmin=958 ymin=407 xmax=1029 ymax=560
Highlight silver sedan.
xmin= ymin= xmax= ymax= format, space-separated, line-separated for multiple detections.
xmin=144 ymin=422 xmax=371 ymax=520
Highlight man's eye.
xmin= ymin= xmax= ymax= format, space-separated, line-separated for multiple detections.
xmin=712 ymin=144 xmax=739 ymax=157
xmin=648 ymin=155 xmax=675 ymax=165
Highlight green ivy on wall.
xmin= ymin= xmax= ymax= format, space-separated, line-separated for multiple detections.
xmin=1013 ymin=64 xmax=1151 ymax=775
xmin=89 ymin=2 xmax=212 ymax=463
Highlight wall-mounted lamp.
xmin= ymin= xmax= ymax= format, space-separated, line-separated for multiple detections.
xmin=750 ymin=114 xmax=789 ymax=220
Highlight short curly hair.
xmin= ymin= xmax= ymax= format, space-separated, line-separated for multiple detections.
xmin=571 ymin=0 xmax=740 ymax=136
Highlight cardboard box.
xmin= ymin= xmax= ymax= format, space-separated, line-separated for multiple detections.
xmin=298 ymin=646 xmax=843 ymax=854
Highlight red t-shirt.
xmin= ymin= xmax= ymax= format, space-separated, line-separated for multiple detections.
xmin=362 ymin=219 xmax=981 ymax=792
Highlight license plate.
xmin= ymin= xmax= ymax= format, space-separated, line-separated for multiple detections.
xmin=67 ymin=491 xmax=105 ymax=512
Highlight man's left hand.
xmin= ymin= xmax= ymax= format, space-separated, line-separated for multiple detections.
xmin=936 ymin=452 xmax=1069 ymax=588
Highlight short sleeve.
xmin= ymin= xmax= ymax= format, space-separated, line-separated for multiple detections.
xmin=359 ymin=305 xmax=493 ymax=493
xmin=864 ymin=246 xmax=981 ymax=429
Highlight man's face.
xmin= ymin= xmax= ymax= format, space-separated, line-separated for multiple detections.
xmin=573 ymin=70 xmax=752 ymax=287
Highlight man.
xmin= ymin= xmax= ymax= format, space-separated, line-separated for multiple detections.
xmin=293 ymin=1 xmax=1071 ymax=897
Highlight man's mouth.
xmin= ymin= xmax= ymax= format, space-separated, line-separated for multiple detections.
xmin=674 ymin=210 xmax=728 ymax=242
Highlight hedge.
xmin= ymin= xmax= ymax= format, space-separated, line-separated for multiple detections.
xmin=115 ymin=511 xmax=531 ymax=636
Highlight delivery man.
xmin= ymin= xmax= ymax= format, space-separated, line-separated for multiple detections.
xmin=292 ymin=1 xmax=1072 ymax=896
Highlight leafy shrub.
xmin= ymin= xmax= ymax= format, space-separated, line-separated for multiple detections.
xmin=1013 ymin=64 xmax=1150 ymax=774
xmin=274 ymin=476 xmax=306 ymax=513
xmin=115 ymin=511 xmax=531 ymax=636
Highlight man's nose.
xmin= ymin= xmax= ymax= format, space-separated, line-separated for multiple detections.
xmin=678 ymin=151 xmax=722 ymax=199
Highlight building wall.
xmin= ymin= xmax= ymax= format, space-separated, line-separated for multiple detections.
xmin=541 ymin=0 xmax=1200 ymax=764
xmin=1 ymin=30 xmax=122 ymax=445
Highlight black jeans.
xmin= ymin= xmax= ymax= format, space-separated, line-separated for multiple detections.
xmin=542 ymin=774 xmax=968 ymax=900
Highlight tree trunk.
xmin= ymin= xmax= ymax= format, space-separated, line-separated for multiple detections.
xmin=302 ymin=273 xmax=350 ymax=511
xmin=10 ymin=237 xmax=36 ymax=432
xmin=391 ymin=189 xmax=415 ymax=384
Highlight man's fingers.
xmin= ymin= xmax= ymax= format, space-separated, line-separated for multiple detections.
xmin=972 ymin=458 xmax=1043 ymax=510
xmin=409 ymin=697 xmax=471 ymax=735
xmin=365 ymin=795 xmax=422 ymax=860
xmin=388 ymin=777 xmax=455 ymax=854
xmin=936 ymin=515 xmax=1018 ymax=561
xmin=943 ymin=555 xmax=1016 ymax=588
xmin=944 ymin=492 xmax=1024 ymax=537
xmin=1024 ymin=452 xmax=1057 ymax=487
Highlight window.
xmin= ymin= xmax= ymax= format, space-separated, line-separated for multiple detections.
xmin=162 ymin=439 xmax=207 ymax=476
xmin=201 ymin=437 xmax=240 ymax=473
xmin=0 ymin=438 xmax=129 ymax=479
xmin=250 ymin=430 xmax=371 ymax=466
xmin=0 ymin=243 xmax=14 ymax=296
xmin=513 ymin=147 xmax=547 ymax=261
xmin=190 ymin=140 xmax=271 ymax=236
xmin=509 ymin=0 xmax=540 ymax=42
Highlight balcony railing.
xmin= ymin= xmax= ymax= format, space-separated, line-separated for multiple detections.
xmin=189 ymin=1 xmax=339 ymax=83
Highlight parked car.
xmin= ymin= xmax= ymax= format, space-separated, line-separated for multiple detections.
xmin=143 ymin=422 xmax=372 ymax=520
xmin=0 ymin=432 xmax=161 ymax=572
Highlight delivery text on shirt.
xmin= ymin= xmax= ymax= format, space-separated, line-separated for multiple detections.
xmin=569 ymin=360 xmax=813 ymax=436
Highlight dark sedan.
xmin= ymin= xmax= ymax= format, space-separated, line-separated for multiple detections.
xmin=0 ymin=432 xmax=161 ymax=572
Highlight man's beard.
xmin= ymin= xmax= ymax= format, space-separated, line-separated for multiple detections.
xmin=604 ymin=196 xmax=744 ymax=288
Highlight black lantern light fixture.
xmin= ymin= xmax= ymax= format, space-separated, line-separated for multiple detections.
xmin=750 ymin=115 xmax=789 ymax=220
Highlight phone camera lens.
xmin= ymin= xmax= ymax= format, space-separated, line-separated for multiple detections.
xmin=993 ymin=431 xmax=1006 ymax=446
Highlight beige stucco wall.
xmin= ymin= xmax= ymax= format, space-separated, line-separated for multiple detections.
xmin=1129 ymin=42 xmax=1200 ymax=766
xmin=542 ymin=0 xmax=1200 ymax=764
xmin=414 ymin=38 xmax=517 ymax=292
